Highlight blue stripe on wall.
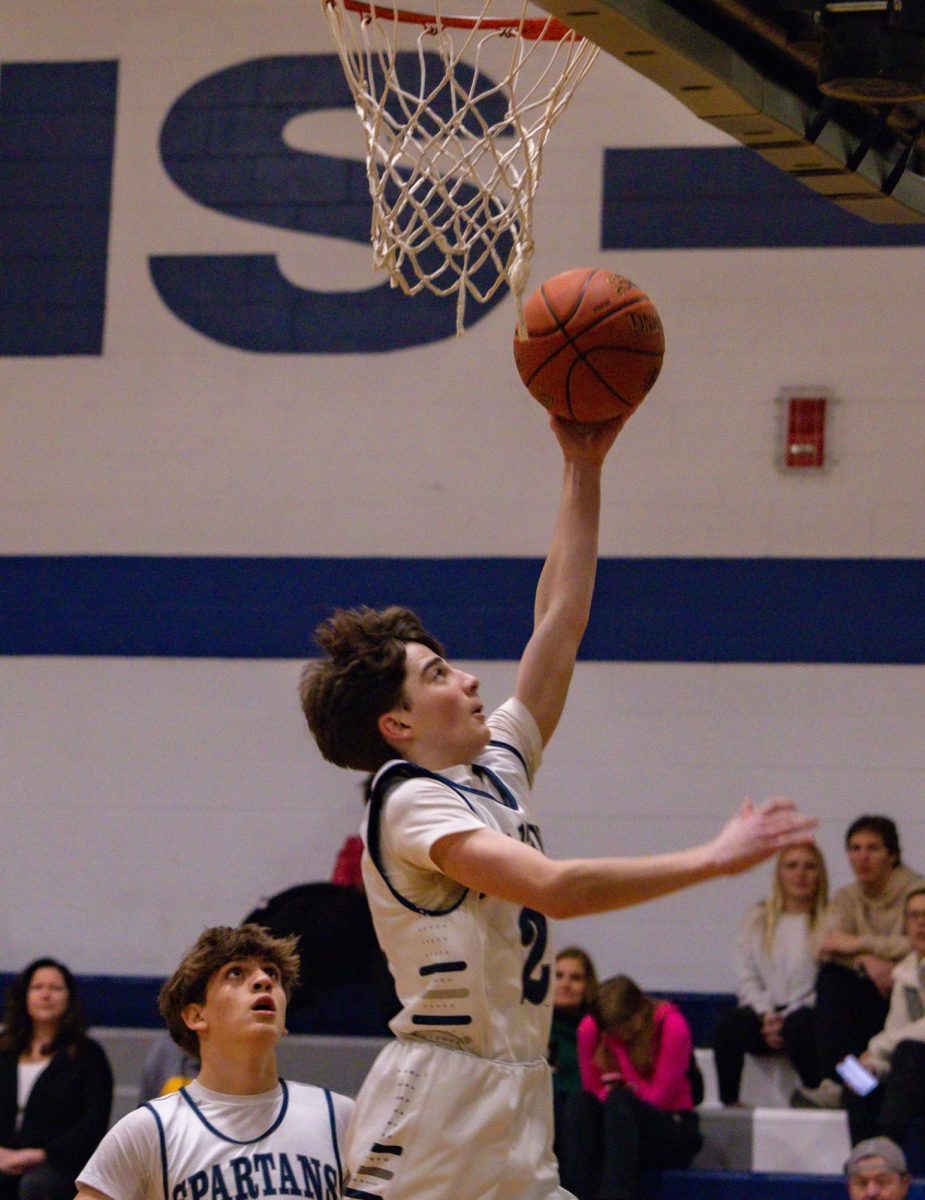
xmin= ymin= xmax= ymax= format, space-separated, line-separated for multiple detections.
xmin=2 ymin=556 xmax=923 ymax=662
xmin=0 ymin=971 xmax=734 ymax=1038
xmin=602 ymin=147 xmax=925 ymax=249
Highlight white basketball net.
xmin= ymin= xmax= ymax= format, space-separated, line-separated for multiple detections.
xmin=322 ymin=0 xmax=599 ymax=334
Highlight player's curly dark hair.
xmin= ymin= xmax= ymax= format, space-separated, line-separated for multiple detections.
xmin=299 ymin=606 xmax=444 ymax=772
xmin=159 ymin=924 xmax=300 ymax=1057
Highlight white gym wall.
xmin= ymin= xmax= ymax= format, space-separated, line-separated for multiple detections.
xmin=2 ymin=0 xmax=923 ymax=990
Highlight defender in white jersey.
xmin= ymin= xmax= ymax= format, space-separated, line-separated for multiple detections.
xmin=300 ymin=415 xmax=816 ymax=1200
xmin=75 ymin=926 xmax=353 ymax=1200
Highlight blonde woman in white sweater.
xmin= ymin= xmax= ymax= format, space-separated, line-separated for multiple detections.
xmin=713 ymin=844 xmax=829 ymax=1106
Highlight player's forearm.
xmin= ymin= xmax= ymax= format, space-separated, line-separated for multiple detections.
xmin=543 ymin=797 xmax=815 ymax=916
xmin=533 ymin=458 xmax=602 ymax=639
xmin=433 ymin=827 xmax=716 ymax=919
xmin=516 ymin=459 xmax=603 ymax=743
xmin=535 ymin=846 xmax=721 ymax=920
xmin=434 ymin=799 xmax=813 ymax=921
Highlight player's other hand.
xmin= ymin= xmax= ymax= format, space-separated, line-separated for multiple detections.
xmin=550 ymin=415 xmax=623 ymax=466
xmin=709 ymin=796 xmax=817 ymax=875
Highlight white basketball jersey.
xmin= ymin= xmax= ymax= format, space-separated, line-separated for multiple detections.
xmin=362 ymin=698 xmax=553 ymax=1063
xmin=78 ymin=1079 xmax=351 ymax=1200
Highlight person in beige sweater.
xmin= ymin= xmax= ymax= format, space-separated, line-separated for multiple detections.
xmin=794 ymin=816 xmax=924 ymax=1109
xmin=844 ymin=886 xmax=925 ymax=1151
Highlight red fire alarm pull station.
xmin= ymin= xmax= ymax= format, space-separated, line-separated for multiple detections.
xmin=777 ymin=390 xmax=834 ymax=471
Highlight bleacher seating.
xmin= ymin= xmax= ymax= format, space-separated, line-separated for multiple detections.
xmin=694 ymin=1045 xmax=852 ymax=1174
xmin=97 ymin=1026 xmax=391 ymax=1125
xmin=99 ymin=1029 xmax=856 ymax=1181
xmin=740 ymin=1050 xmax=800 ymax=1108
xmin=90 ymin=1025 xmax=925 ymax=1200
xmin=640 ymin=1171 xmax=925 ymax=1198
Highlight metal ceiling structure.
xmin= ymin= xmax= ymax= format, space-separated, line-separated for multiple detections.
xmin=532 ymin=0 xmax=925 ymax=221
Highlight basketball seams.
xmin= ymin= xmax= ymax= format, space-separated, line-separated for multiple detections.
xmin=563 ymin=356 xmax=632 ymax=422
xmin=566 ymin=352 xmax=633 ymax=420
xmin=518 ymin=321 xmax=663 ymax=390
xmin=577 ymin=296 xmax=660 ymax=339
xmin=538 ymin=267 xmax=596 ymax=329
xmin=581 ymin=344 xmax=664 ymax=358
xmin=531 ymin=289 xmax=655 ymax=341
xmin=513 ymin=267 xmax=664 ymax=422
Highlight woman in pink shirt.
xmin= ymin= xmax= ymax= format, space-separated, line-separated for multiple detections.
xmin=558 ymin=975 xmax=701 ymax=1200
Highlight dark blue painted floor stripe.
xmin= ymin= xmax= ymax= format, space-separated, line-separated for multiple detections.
xmin=1 ymin=556 xmax=923 ymax=662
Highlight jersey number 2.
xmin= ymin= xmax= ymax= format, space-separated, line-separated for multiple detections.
xmin=519 ymin=907 xmax=550 ymax=1005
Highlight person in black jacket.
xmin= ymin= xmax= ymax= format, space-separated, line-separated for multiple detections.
xmin=0 ymin=958 xmax=113 ymax=1200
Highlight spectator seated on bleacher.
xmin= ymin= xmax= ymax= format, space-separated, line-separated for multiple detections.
xmin=547 ymin=947 xmax=599 ymax=1162
xmin=845 ymin=886 xmax=925 ymax=1162
xmin=799 ymin=816 xmax=924 ymax=1110
xmin=135 ymin=1033 xmax=197 ymax=1105
xmin=0 ymin=958 xmax=113 ymax=1200
xmin=712 ymin=844 xmax=828 ymax=1107
xmin=557 ymin=974 xmax=702 ymax=1200
xmin=844 ymin=1137 xmax=911 ymax=1200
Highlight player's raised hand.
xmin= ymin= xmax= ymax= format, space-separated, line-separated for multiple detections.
xmin=549 ymin=414 xmax=623 ymax=466
xmin=709 ymin=796 xmax=817 ymax=875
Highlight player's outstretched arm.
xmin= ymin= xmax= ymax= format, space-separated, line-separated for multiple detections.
xmin=515 ymin=416 xmax=622 ymax=746
xmin=431 ymin=796 xmax=817 ymax=919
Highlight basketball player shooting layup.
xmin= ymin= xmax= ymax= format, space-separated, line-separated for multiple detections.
xmin=300 ymin=415 xmax=816 ymax=1200
xmin=75 ymin=925 xmax=353 ymax=1200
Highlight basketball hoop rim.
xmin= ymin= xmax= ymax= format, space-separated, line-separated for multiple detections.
xmin=331 ymin=0 xmax=579 ymax=40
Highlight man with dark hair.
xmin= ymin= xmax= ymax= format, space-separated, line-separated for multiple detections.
xmin=301 ymin=416 xmax=816 ymax=1200
xmin=846 ymin=816 xmax=903 ymax=864
xmin=75 ymin=925 xmax=353 ymax=1200
xmin=795 ymin=816 xmax=924 ymax=1108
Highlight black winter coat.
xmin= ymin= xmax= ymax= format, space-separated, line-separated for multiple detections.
xmin=0 ymin=1038 xmax=113 ymax=1176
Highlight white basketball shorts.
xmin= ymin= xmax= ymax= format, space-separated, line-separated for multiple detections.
xmin=344 ymin=1038 xmax=575 ymax=1200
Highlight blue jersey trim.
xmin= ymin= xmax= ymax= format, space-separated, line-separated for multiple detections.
xmin=177 ymin=1078 xmax=289 ymax=1144
xmin=143 ymin=1102 xmax=169 ymax=1200
xmin=324 ymin=1087 xmax=343 ymax=1187
xmin=345 ymin=1189 xmax=380 ymax=1199
xmin=366 ymin=752 xmax=530 ymax=912
xmin=419 ymin=961 xmax=466 ymax=976
xmin=487 ymin=738 xmax=529 ymax=777
xmin=411 ymin=1014 xmax=473 ymax=1026
xmin=370 ymin=1143 xmax=403 ymax=1155
xmin=365 ymin=762 xmax=471 ymax=918
xmin=473 ymin=762 xmax=520 ymax=810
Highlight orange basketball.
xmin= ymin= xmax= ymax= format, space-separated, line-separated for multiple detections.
xmin=513 ymin=268 xmax=665 ymax=424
